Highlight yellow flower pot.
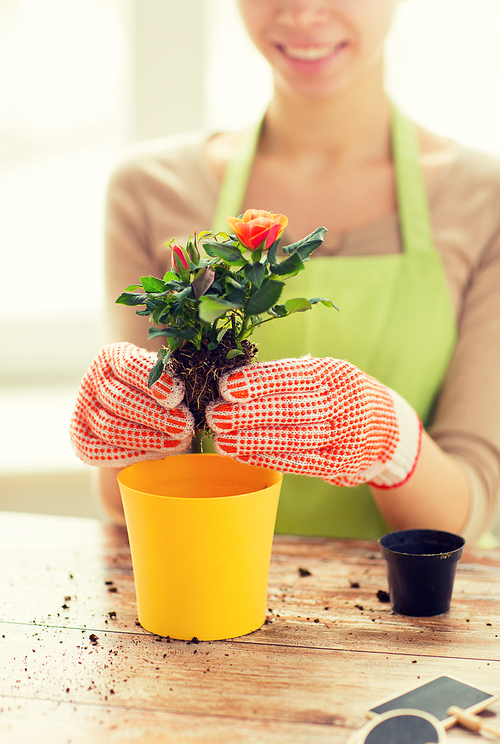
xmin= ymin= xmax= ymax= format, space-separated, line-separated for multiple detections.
xmin=117 ymin=453 xmax=282 ymax=641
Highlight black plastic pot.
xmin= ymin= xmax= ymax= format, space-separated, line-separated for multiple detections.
xmin=379 ymin=529 xmax=465 ymax=617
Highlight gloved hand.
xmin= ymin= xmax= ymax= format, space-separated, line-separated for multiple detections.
xmin=70 ymin=343 xmax=194 ymax=467
xmin=206 ymin=356 xmax=422 ymax=488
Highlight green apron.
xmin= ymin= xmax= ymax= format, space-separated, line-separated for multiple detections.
xmin=210 ymin=107 xmax=457 ymax=540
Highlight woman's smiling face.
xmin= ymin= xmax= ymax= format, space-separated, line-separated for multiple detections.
xmin=236 ymin=0 xmax=399 ymax=100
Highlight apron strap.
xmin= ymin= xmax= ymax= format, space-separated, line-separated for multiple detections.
xmin=212 ymin=105 xmax=435 ymax=257
xmin=211 ymin=120 xmax=263 ymax=233
xmin=391 ymin=103 xmax=435 ymax=256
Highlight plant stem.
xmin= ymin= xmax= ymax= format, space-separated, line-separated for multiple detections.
xmin=237 ymin=314 xmax=250 ymax=341
xmin=193 ymin=431 xmax=204 ymax=454
xmin=245 ymin=314 xmax=287 ymax=334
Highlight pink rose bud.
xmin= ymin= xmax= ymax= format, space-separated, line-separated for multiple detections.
xmin=172 ymin=244 xmax=189 ymax=273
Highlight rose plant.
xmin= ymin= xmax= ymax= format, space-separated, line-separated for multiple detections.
xmin=116 ymin=209 xmax=337 ymax=438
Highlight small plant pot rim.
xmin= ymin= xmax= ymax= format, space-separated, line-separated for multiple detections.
xmin=379 ymin=528 xmax=465 ymax=567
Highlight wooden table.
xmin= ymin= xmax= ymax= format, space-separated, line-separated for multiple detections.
xmin=0 ymin=511 xmax=499 ymax=743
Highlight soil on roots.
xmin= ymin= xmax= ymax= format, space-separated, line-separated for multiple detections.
xmin=168 ymin=335 xmax=258 ymax=431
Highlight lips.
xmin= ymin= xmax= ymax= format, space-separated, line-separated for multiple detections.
xmin=276 ymin=41 xmax=348 ymax=63
xmin=281 ymin=44 xmax=336 ymax=61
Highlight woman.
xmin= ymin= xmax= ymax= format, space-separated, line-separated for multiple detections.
xmin=71 ymin=0 xmax=500 ymax=543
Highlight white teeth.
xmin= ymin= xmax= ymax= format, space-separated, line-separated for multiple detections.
xmin=283 ymin=45 xmax=334 ymax=61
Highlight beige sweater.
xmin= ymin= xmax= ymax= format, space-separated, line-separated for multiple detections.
xmin=104 ymin=128 xmax=500 ymax=541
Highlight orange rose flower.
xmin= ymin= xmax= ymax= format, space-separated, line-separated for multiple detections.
xmin=227 ymin=209 xmax=288 ymax=251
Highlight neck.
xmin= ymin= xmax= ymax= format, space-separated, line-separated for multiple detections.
xmin=262 ymin=66 xmax=392 ymax=164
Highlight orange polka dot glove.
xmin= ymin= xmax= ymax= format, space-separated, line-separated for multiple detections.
xmin=206 ymin=356 xmax=422 ymax=488
xmin=70 ymin=343 xmax=194 ymax=467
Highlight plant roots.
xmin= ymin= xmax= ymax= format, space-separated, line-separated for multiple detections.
xmin=168 ymin=335 xmax=258 ymax=431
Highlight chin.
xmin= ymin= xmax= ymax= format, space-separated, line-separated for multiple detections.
xmin=274 ymin=71 xmax=352 ymax=103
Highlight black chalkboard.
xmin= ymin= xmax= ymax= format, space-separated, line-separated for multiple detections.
xmin=350 ymin=709 xmax=447 ymax=744
xmin=363 ymin=712 xmax=441 ymax=744
xmin=368 ymin=676 xmax=496 ymax=727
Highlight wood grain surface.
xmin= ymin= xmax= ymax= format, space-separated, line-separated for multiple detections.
xmin=0 ymin=511 xmax=499 ymax=743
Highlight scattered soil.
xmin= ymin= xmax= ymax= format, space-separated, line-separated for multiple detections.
xmin=298 ymin=567 xmax=312 ymax=577
xmin=168 ymin=334 xmax=258 ymax=431
xmin=376 ymin=589 xmax=390 ymax=603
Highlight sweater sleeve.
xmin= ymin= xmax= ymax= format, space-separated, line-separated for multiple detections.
xmin=428 ymin=221 xmax=500 ymax=542
xmin=104 ymin=160 xmax=162 ymax=350
xmin=103 ymin=133 xmax=219 ymax=351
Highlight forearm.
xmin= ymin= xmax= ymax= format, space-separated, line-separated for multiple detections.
xmin=92 ymin=467 xmax=126 ymax=525
xmin=370 ymin=429 xmax=471 ymax=536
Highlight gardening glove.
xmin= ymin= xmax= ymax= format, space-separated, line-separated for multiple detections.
xmin=206 ymin=356 xmax=422 ymax=488
xmin=70 ymin=342 xmax=194 ymax=467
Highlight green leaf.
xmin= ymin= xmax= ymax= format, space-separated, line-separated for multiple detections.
xmin=268 ymin=304 xmax=288 ymax=317
xmin=115 ymin=292 xmax=148 ymax=306
xmin=202 ymin=240 xmax=244 ymax=263
xmin=123 ymin=284 xmax=141 ymax=292
xmin=147 ymin=357 xmax=165 ymax=388
xmin=310 ymin=296 xmax=340 ymax=311
xmin=201 ymin=241 xmax=218 ymax=258
xmin=267 ymin=240 xmax=279 ymax=266
xmin=157 ymin=347 xmax=171 ymax=363
xmin=284 ymin=297 xmax=312 ymax=314
xmin=244 ymin=261 xmax=266 ymax=288
xmin=164 ymin=279 xmax=188 ymax=292
xmin=151 ymin=304 xmax=168 ymax=324
xmin=250 ymin=248 xmax=263 ymax=263
xmin=162 ymin=270 xmax=177 ymax=282
xmin=226 ymin=348 xmax=244 ymax=360
xmin=144 ymin=297 xmax=160 ymax=308
xmin=245 ymin=277 xmax=284 ymax=316
xmin=282 ymin=227 xmax=328 ymax=259
xmin=148 ymin=326 xmax=197 ymax=341
xmin=225 ymin=288 xmax=246 ymax=306
xmin=270 ymin=252 xmax=304 ymax=276
xmin=217 ymin=327 xmax=229 ymax=343
xmin=173 ymin=285 xmax=193 ymax=302
xmin=198 ymin=296 xmax=244 ymax=323
xmin=140 ymin=275 xmax=166 ymax=293
xmin=209 ymin=280 xmax=224 ymax=295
